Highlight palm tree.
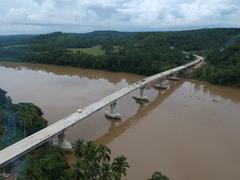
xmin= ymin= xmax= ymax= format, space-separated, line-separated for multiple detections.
xmin=17 ymin=105 xmax=32 ymax=137
xmin=72 ymin=139 xmax=85 ymax=158
xmin=112 ymin=155 xmax=129 ymax=179
xmin=16 ymin=103 xmax=46 ymax=137
xmin=99 ymin=163 xmax=114 ymax=180
xmin=84 ymin=141 xmax=97 ymax=161
xmin=148 ymin=171 xmax=169 ymax=180
xmin=72 ymin=160 xmax=87 ymax=180
xmin=16 ymin=103 xmax=37 ymax=137
xmin=97 ymin=144 xmax=111 ymax=163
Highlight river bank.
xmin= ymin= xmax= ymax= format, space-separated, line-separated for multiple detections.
xmin=1 ymin=62 xmax=240 ymax=179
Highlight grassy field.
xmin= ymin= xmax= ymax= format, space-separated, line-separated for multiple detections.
xmin=69 ymin=45 xmax=105 ymax=56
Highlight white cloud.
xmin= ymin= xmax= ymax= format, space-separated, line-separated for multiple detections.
xmin=0 ymin=0 xmax=239 ymax=34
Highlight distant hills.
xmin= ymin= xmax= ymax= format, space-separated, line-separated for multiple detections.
xmin=0 ymin=28 xmax=239 ymax=86
xmin=1 ymin=28 xmax=240 ymax=51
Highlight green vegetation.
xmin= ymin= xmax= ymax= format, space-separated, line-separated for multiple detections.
xmin=16 ymin=103 xmax=47 ymax=137
xmin=194 ymin=45 xmax=240 ymax=87
xmin=18 ymin=139 xmax=129 ymax=180
xmin=69 ymin=139 xmax=130 ymax=179
xmin=149 ymin=171 xmax=170 ymax=180
xmin=24 ymin=47 xmax=189 ymax=76
xmin=18 ymin=139 xmax=168 ymax=180
xmin=69 ymin=45 xmax=105 ymax=56
xmin=17 ymin=146 xmax=69 ymax=180
xmin=0 ymin=88 xmax=47 ymax=150
xmin=0 ymin=28 xmax=240 ymax=84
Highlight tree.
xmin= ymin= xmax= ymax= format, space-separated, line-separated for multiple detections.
xmin=148 ymin=171 xmax=170 ymax=180
xmin=112 ymin=155 xmax=130 ymax=179
xmin=18 ymin=146 xmax=69 ymax=180
xmin=71 ymin=139 xmax=129 ymax=180
xmin=0 ymin=109 xmax=6 ymax=135
xmin=72 ymin=139 xmax=85 ymax=158
xmin=16 ymin=103 xmax=47 ymax=137
xmin=71 ymin=160 xmax=87 ymax=180
xmin=18 ymin=139 xmax=170 ymax=180
xmin=96 ymin=144 xmax=111 ymax=163
xmin=194 ymin=45 xmax=240 ymax=87
xmin=0 ymin=89 xmax=47 ymax=149
xmin=99 ymin=163 xmax=114 ymax=180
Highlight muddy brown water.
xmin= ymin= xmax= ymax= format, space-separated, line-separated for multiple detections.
xmin=0 ymin=61 xmax=240 ymax=180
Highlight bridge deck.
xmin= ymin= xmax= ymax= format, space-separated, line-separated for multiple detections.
xmin=0 ymin=56 xmax=203 ymax=167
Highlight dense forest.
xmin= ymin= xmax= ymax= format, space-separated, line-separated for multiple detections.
xmin=194 ymin=45 xmax=240 ymax=87
xmin=0 ymin=89 xmax=47 ymax=150
xmin=0 ymin=28 xmax=240 ymax=84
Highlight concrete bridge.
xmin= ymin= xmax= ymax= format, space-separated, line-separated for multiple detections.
xmin=0 ymin=55 xmax=203 ymax=168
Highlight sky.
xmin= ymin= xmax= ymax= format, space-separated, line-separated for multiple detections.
xmin=0 ymin=0 xmax=240 ymax=34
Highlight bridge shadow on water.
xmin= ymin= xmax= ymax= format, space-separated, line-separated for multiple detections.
xmin=96 ymin=80 xmax=184 ymax=145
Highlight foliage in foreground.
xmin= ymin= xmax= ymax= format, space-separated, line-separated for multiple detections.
xmin=68 ymin=139 xmax=130 ymax=180
xmin=17 ymin=146 xmax=69 ymax=180
xmin=18 ymin=139 xmax=130 ymax=180
xmin=17 ymin=139 xmax=169 ymax=180
xmin=0 ymin=88 xmax=47 ymax=149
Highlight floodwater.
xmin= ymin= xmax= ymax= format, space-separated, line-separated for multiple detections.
xmin=1 ymin=61 xmax=240 ymax=180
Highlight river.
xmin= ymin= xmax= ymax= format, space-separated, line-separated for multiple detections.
xmin=0 ymin=61 xmax=240 ymax=180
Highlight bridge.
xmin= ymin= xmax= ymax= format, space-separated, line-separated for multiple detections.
xmin=0 ymin=55 xmax=203 ymax=168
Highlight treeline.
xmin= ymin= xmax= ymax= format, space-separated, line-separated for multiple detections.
xmin=24 ymin=47 xmax=190 ymax=76
xmin=1 ymin=28 xmax=240 ymax=85
xmin=0 ymin=35 xmax=36 ymax=47
xmin=0 ymin=46 xmax=33 ymax=61
xmin=1 ymin=28 xmax=240 ymax=61
xmin=27 ymin=31 xmax=134 ymax=51
xmin=0 ymin=89 xmax=47 ymax=149
xmin=24 ymin=29 xmax=240 ymax=51
xmin=194 ymin=45 xmax=240 ymax=86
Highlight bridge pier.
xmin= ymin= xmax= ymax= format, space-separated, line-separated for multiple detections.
xmin=53 ymin=131 xmax=72 ymax=151
xmin=168 ymin=72 xmax=180 ymax=81
xmin=133 ymin=86 xmax=150 ymax=103
xmin=154 ymin=78 xmax=169 ymax=90
xmin=0 ymin=57 xmax=203 ymax=168
xmin=105 ymin=100 xmax=121 ymax=119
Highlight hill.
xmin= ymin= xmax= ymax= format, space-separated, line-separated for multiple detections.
xmin=0 ymin=28 xmax=239 ymax=84
xmin=23 ymin=28 xmax=240 ymax=51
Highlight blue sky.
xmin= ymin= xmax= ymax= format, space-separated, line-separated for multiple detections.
xmin=0 ymin=0 xmax=240 ymax=34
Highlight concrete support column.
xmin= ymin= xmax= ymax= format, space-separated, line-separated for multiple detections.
xmin=53 ymin=131 xmax=72 ymax=150
xmin=105 ymin=100 xmax=121 ymax=119
xmin=139 ymin=86 xmax=144 ymax=97
xmin=168 ymin=72 xmax=180 ymax=81
xmin=154 ymin=78 xmax=168 ymax=90
xmin=133 ymin=86 xmax=150 ymax=103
